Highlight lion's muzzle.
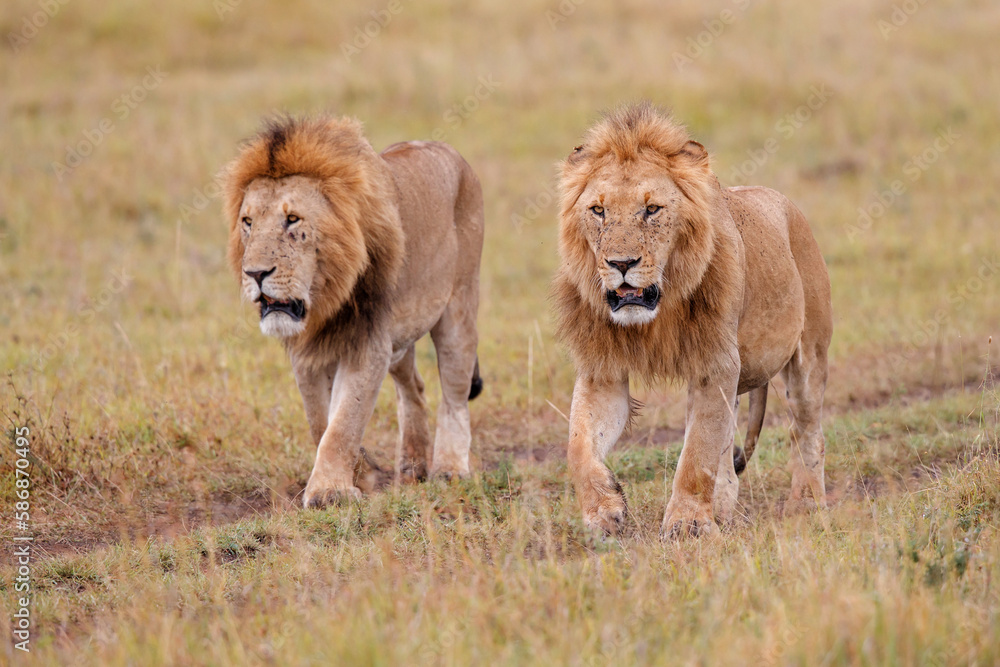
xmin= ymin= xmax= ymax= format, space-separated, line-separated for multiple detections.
xmin=257 ymin=294 xmax=307 ymax=321
xmin=606 ymin=283 xmax=660 ymax=312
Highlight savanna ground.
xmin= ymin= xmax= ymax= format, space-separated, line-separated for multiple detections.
xmin=1 ymin=0 xmax=999 ymax=664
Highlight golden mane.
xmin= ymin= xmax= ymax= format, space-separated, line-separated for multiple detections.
xmin=553 ymin=102 xmax=742 ymax=383
xmin=222 ymin=115 xmax=405 ymax=366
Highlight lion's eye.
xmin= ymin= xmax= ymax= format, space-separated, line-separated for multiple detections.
xmin=646 ymin=205 xmax=661 ymax=215
xmin=285 ymin=214 xmax=300 ymax=226
xmin=590 ymin=205 xmax=604 ymax=216
xmin=242 ymin=216 xmax=252 ymax=228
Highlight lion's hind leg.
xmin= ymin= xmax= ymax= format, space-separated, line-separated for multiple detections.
xmin=390 ymin=344 xmax=432 ymax=483
xmin=780 ymin=343 xmax=829 ymax=511
xmin=428 ymin=290 xmax=479 ymax=479
xmin=781 ymin=201 xmax=832 ymax=512
xmin=733 ymin=384 xmax=768 ymax=475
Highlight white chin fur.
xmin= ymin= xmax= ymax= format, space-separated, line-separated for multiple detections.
xmin=259 ymin=313 xmax=306 ymax=338
xmin=609 ymin=306 xmax=659 ymax=326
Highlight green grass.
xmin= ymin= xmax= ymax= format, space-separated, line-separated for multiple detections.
xmin=3 ymin=395 xmax=998 ymax=664
xmin=1 ymin=0 xmax=999 ymax=663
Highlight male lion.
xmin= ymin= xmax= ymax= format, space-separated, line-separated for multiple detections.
xmin=223 ymin=116 xmax=485 ymax=507
xmin=553 ymin=102 xmax=832 ymax=537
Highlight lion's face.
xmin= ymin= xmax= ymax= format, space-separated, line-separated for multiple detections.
xmin=574 ymin=160 xmax=686 ymax=326
xmin=237 ymin=175 xmax=365 ymax=339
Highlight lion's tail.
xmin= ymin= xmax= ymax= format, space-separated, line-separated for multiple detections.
xmin=733 ymin=384 xmax=768 ymax=475
xmin=469 ymin=356 xmax=483 ymax=400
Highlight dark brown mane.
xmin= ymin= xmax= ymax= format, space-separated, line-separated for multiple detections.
xmin=223 ymin=115 xmax=405 ymax=371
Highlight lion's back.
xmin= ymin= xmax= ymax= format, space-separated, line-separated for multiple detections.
xmin=724 ymin=185 xmax=831 ymax=390
xmin=379 ymin=141 xmax=485 ymax=343
xmin=726 ymin=186 xmax=831 ymax=327
xmin=382 ymin=140 xmax=483 ymax=246
xmin=382 ymin=141 xmax=465 ymax=217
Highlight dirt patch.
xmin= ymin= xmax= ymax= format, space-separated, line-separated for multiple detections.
xmin=475 ymin=367 xmax=992 ymax=469
xmin=142 ymin=490 xmax=284 ymax=540
xmin=11 ymin=369 xmax=995 ymax=563
xmin=3 ymin=490 xmax=287 ymax=561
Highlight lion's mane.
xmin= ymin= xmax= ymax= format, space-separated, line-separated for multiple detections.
xmin=222 ymin=116 xmax=405 ymax=367
xmin=552 ymin=102 xmax=742 ymax=383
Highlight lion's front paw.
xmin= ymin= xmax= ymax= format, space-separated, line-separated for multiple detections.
xmin=398 ymin=461 xmax=428 ymax=484
xmin=660 ymin=497 xmax=715 ymax=540
xmin=428 ymin=462 xmax=470 ymax=482
xmin=578 ymin=468 xmax=628 ymax=536
xmin=783 ymin=493 xmax=826 ymax=517
xmin=432 ymin=470 xmax=473 ymax=483
xmin=789 ymin=467 xmax=827 ymax=512
xmin=583 ymin=491 xmax=628 ymax=536
xmin=302 ymin=474 xmax=362 ymax=509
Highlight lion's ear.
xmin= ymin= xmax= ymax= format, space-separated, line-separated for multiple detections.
xmin=566 ymin=144 xmax=587 ymax=165
xmin=675 ymin=140 xmax=709 ymax=169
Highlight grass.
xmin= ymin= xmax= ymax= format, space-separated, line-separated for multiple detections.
xmin=1 ymin=0 xmax=999 ymax=663
xmin=4 ymin=396 xmax=999 ymax=664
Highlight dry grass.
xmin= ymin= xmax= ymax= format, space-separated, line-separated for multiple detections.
xmin=1 ymin=0 xmax=998 ymax=664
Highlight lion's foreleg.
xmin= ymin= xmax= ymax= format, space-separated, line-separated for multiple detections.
xmin=293 ymin=358 xmax=336 ymax=447
xmin=661 ymin=372 xmax=738 ymax=538
xmin=302 ymin=349 xmax=391 ymax=508
xmin=567 ymin=374 xmax=631 ymax=535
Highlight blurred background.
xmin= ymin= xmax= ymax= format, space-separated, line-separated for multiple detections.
xmin=1 ymin=0 xmax=997 ymax=538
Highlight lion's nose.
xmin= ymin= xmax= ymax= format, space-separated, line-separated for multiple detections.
xmin=244 ymin=267 xmax=275 ymax=288
xmin=606 ymin=257 xmax=641 ymax=278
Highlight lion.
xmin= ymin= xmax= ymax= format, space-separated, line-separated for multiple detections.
xmin=552 ymin=102 xmax=832 ymax=537
xmin=222 ymin=115 xmax=485 ymax=508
